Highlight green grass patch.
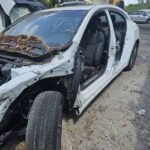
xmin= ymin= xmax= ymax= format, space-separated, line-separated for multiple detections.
xmin=125 ymin=3 xmax=150 ymax=12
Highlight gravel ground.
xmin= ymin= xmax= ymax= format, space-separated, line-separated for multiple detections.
xmin=62 ymin=24 xmax=150 ymax=150
xmin=1 ymin=24 xmax=150 ymax=150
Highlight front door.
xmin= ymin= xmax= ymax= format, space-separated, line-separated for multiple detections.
xmin=74 ymin=9 xmax=116 ymax=112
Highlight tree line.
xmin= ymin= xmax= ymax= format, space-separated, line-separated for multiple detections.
xmin=38 ymin=0 xmax=150 ymax=7
xmin=138 ymin=0 xmax=150 ymax=3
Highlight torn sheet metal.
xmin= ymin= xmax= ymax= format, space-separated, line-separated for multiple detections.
xmin=0 ymin=34 xmax=55 ymax=62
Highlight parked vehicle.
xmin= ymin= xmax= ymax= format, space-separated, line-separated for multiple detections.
xmin=129 ymin=9 xmax=150 ymax=24
xmin=0 ymin=0 xmax=45 ymax=32
xmin=0 ymin=4 xmax=140 ymax=150
xmin=58 ymin=0 xmax=92 ymax=7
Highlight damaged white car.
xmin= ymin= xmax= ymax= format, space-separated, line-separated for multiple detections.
xmin=0 ymin=4 xmax=139 ymax=150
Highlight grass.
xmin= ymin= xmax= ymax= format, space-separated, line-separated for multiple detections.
xmin=125 ymin=3 xmax=150 ymax=12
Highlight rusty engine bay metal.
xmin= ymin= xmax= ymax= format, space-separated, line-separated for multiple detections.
xmin=0 ymin=34 xmax=56 ymax=85
xmin=0 ymin=34 xmax=54 ymax=61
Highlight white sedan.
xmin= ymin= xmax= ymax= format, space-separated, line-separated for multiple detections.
xmin=0 ymin=4 xmax=139 ymax=150
xmin=129 ymin=9 xmax=150 ymax=24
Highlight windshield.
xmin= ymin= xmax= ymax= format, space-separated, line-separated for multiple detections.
xmin=9 ymin=6 xmax=30 ymax=23
xmin=5 ymin=10 xmax=87 ymax=48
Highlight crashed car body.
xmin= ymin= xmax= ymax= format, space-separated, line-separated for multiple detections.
xmin=0 ymin=4 xmax=139 ymax=150
xmin=0 ymin=0 xmax=45 ymax=32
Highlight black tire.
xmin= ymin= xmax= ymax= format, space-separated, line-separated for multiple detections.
xmin=124 ymin=43 xmax=138 ymax=71
xmin=147 ymin=19 xmax=150 ymax=24
xmin=26 ymin=91 xmax=63 ymax=150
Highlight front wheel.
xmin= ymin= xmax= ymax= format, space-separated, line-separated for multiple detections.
xmin=124 ymin=43 xmax=138 ymax=71
xmin=26 ymin=91 xmax=63 ymax=150
xmin=147 ymin=19 xmax=150 ymax=24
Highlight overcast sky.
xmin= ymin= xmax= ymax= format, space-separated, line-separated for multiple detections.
xmin=124 ymin=0 xmax=147 ymax=5
xmin=124 ymin=0 xmax=138 ymax=5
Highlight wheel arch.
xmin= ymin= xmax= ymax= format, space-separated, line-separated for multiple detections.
xmin=135 ymin=39 xmax=140 ymax=48
xmin=0 ymin=52 xmax=82 ymax=133
xmin=0 ymin=77 xmax=67 ymax=135
xmin=147 ymin=18 xmax=150 ymax=23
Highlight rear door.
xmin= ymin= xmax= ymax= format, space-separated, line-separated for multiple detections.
xmin=108 ymin=8 xmax=135 ymax=74
xmin=138 ymin=11 xmax=147 ymax=22
xmin=129 ymin=11 xmax=138 ymax=22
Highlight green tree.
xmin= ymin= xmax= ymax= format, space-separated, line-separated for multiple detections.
xmin=39 ymin=0 xmax=56 ymax=7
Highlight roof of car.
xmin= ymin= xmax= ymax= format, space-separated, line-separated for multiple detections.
xmin=34 ymin=4 xmax=129 ymax=19
xmin=43 ymin=5 xmax=93 ymax=11
xmin=41 ymin=4 xmax=121 ymax=12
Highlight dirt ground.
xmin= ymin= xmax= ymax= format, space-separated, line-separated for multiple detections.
xmin=61 ymin=24 xmax=150 ymax=150
xmin=1 ymin=24 xmax=150 ymax=150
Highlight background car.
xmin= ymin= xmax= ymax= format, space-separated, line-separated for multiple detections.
xmin=129 ymin=9 xmax=150 ymax=24
xmin=58 ymin=0 xmax=92 ymax=7
xmin=0 ymin=0 xmax=45 ymax=32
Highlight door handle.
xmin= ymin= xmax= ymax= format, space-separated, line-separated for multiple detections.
xmin=111 ymin=46 xmax=115 ymax=49
xmin=110 ymin=45 xmax=116 ymax=55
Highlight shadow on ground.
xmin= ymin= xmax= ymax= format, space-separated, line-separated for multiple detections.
xmin=135 ymin=25 xmax=150 ymax=150
xmin=135 ymin=68 xmax=150 ymax=150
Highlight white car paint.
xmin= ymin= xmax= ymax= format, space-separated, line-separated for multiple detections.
xmin=73 ymin=6 xmax=140 ymax=115
xmin=0 ymin=5 xmax=140 ymax=120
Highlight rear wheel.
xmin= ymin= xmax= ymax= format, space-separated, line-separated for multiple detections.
xmin=26 ymin=91 xmax=63 ymax=150
xmin=125 ymin=43 xmax=138 ymax=71
xmin=147 ymin=19 xmax=150 ymax=24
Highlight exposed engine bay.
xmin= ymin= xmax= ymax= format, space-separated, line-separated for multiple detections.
xmin=0 ymin=34 xmax=55 ymax=61
xmin=0 ymin=34 xmax=57 ymax=86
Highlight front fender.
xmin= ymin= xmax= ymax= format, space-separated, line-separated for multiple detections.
xmin=0 ymin=44 xmax=77 ymax=122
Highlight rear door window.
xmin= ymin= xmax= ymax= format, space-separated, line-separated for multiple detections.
xmin=130 ymin=11 xmax=138 ymax=15
xmin=138 ymin=11 xmax=145 ymax=16
xmin=110 ymin=12 xmax=125 ymax=24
